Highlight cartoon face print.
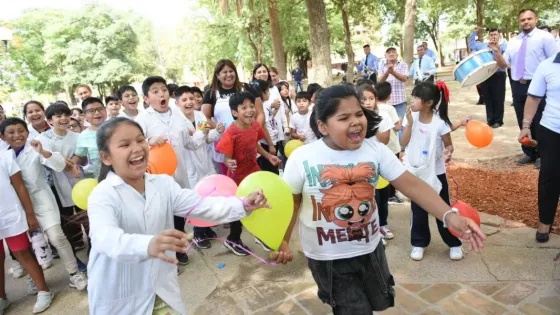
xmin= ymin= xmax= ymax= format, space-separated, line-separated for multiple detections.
xmin=319 ymin=162 xmax=377 ymax=230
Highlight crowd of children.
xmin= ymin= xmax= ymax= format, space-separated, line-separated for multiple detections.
xmin=0 ymin=59 xmax=485 ymax=315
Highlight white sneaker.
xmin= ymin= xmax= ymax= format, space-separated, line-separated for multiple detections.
xmin=12 ymin=261 xmax=26 ymax=279
xmin=254 ymin=237 xmax=271 ymax=252
xmin=69 ymin=272 xmax=88 ymax=291
xmin=382 ymin=238 xmax=387 ymax=246
xmin=410 ymin=247 xmax=425 ymax=261
xmin=380 ymin=225 xmax=394 ymax=239
xmin=27 ymin=276 xmax=38 ymax=295
xmin=33 ymin=291 xmax=53 ymax=313
xmin=0 ymin=297 xmax=10 ymax=315
xmin=450 ymin=247 xmax=463 ymax=260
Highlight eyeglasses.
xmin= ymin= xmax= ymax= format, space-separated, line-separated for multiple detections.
xmin=68 ymin=124 xmax=79 ymax=130
xmin=85 ymin=107 xmax=106 ymax=115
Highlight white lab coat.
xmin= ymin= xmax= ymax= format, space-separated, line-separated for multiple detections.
xmin=14 ymin=143 xmax=66 ymax=230
xmin=135 ymin=107 xmax=206 ymax=188
xmin=0 ymin=150 xmax=28 ymax=239
xmin=184 ymin=111 xmax=221 ymax=188
xmin=37 ymin=130 xmax=81 ymax=207
xmin=87 ymin=172 xmax=247 ymax=315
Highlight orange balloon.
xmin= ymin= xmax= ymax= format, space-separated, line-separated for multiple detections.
xmin=448 ymin=200 xmax=481 ymax=238
xmin=465 ymin=120 xmax=493 ymax=148
xmin=147 ymin=143 xmax=178 ymax=176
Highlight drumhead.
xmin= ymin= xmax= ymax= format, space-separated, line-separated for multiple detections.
xmin=460 ymin=62 xmax=498 ymax=88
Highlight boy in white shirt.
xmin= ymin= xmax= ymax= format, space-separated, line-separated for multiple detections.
xmin=289 ymin=91 xmax=317 ymax=144
xmin=117 ymin=85 xmax=140 ymax=120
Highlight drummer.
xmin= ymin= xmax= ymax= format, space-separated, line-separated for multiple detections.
xmin=409 ymin=44 xmax=437 ymax=85
xmin=469 ymin=26 xmax=507 ymax=129
xmin=490 ymin=8 xmax=558 ymax=169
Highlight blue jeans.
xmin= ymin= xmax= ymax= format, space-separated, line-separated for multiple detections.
xmin=294 ymin=81 xmax=304 ymax=93
xmin=392 ymin=102 xmax=407 ymax=120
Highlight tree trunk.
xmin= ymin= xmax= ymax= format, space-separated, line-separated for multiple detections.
xmin=304 ymin=0 xmax=332 ymax=87
xmin=339 ymin=0 xmax=354 ymax=83
xmin=437 ymin=37 xmax=445 ymax=66
xmin=403 ymin=0 xmax=417 ymax=68
xmin=268 ymin=0 xmax=287 ymax=79
xmin=476 ymin=0 xmax=484 ymax=41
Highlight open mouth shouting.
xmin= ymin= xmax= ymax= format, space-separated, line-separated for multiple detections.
xmin=348 ymin=129 xmax=362 ymax=142
xmin=129 ymin=155 xmax=145 ymax=167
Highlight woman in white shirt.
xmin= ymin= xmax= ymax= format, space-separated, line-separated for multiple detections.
xmin=88 ymin=117 xmax=269 ymax=315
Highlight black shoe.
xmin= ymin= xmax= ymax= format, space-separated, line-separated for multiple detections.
xmin=491 ymin=123 xmax=502 ymax=129
xmin=388 ymin=196 xmax=404 ymax=205
xmin=224 ymin=239 xmax=250 ymax=256
xmin=204 ymin=228 xmax=217 ymax=239
xmin=516 ymin=156 xmax=536 ymax=165
xmin=534 ymin=158 xmax=541 ymax=169
xmin=194 ymin=236 xmax=211 ymax=249
xmin=476 ymin=99 xmax=484 ymax=105
xmin=176 ymin=252 xmax=189 ymax=266
xmin=536 ymin=226 xmax=551 ymax=243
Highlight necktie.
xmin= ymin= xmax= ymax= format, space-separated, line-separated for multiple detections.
xmin=419 ymin=57 xmax=423 ymax=69
xmin=365 ymin=54 xmax=369 ymax=72
xmin=515 ymin=35 xmax=528 ymax=80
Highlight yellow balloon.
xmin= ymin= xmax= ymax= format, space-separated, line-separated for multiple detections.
xmin=71 ymin=178 xmax=98 ymax=210
xmin=284 ymin=140 xmax=304 ymax=158
xmin=376 ymin=176 xmax=389 ymax=189
xmin=237 ymin=171 xmax=294 ymax=251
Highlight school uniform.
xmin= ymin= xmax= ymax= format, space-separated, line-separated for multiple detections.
xmin=259 ymin=86 xmax=288 ymax=173
xmin=87 ymin=172 xmax=247 ymax=315
xmin=0 ymin=150 xmax=28 ymax=241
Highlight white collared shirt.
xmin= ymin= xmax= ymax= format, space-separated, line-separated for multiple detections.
xmin=528 ymin=53 xmax=560 ymax=133
xmin=87 ymin=172 xmax=247 ymax=315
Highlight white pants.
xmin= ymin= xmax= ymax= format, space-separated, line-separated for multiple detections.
xmin=45 ymin=224 xmax=78 ymax=275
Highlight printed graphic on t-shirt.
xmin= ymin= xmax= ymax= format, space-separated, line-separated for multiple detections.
xmin=304 ymin=162 xmax=379 ymax=245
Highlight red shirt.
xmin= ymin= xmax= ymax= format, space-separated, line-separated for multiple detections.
xmin=216 ymin=122 xmax=266 ymax=184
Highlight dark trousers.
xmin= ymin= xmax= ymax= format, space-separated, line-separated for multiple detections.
xmin=481 ymin=72 xmax=506 ymax=125
xmin=410 ymin=174 xmax=462 ymax=248
xmin=173 ymin=216 xmax=187 ymax=258
xmin=511 ymin=80 xmax=546 ymax=160
xmin=375 ymin=186 xmax=390 ymax=227
xmin=538 ymin=125 xmax=560 ymax=225
xmin=308 ymin=244 xmax=395 ymax=314
xmin=51 ymin=185 xmax=86 ymax=251
xmin=294 ymin=81 xmax=304 ymax=93
xmin=228 ymin=221 xmax=242 ymax=241
xmin=366 ymin=72 xmax=378 ymax=84
xmin=257 ymin=143 xmax=279 ymax=175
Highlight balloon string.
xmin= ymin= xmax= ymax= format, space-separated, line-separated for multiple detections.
xmin=187 ymin=237 xmax=278 ymax=265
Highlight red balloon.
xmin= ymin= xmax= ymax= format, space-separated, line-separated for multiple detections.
xmin=448 ymin=200 xmax=481 ymax=238
xmin=466 ymin=120 xmax=493 ymax=148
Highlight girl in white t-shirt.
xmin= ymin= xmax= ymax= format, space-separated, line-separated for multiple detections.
xmin=273 ymin=85 xmax=485 ymax=314
xmin=400 ymin=81 xmax=463 ymax=262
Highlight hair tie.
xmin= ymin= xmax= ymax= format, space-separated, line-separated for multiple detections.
xmin=436 ymin=80 xmax=450 ymax=103
xmin=251 ymin=81 xmax=260 ymax=87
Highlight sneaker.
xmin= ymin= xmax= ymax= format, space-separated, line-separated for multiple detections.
xmin=76 ymin=258 xmax=87 ymax=273
xmin=395 ymin=191 xmax=408 ymax=201
xmin=388 ymin=196 xmax=404 ymax=205
xmin=254 ymin=237 xmax=271 ymax=252
xmin=27 ymin=276 xmax=38 ymax=295
xmin=204 ymin=228 xmax=218 ymax=239
xmin=194 ymin=236 xmax=211 ymax=249
xmin=382 ymin=238 xmax=387 ymax=246
xmin=516 ymin=156 xmax=535 ymax=165
xmin=69 ymin=272 xmax=88 ymax=291
xmin=380 ymin=226 xmax=394 ymax=240
xmin=450 ymin=247 xmax=463 ymax=260
xmin=41 ymin=262 xmax=53 ymax=270
xmin=224 ymin=239 xmax=250 ymax=256
xmin=12 ymin=261 xmax=26 ymax=279
xmin=33 ymin=291 xmax=53 ymax=314
xmin=176 ymin=253 xmax=189 ymax=266
xmin=410 ymin=247 xmax=425 ymax=261
xmin=0 ymin=297 xmax=9 ymax=315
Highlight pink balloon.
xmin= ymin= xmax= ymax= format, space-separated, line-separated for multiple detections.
xmin=187 ymin=175 xmax=238 ymax=227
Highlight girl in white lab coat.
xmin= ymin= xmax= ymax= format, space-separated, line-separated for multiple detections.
xmin=1 ymin=118 xmax=88 ymax=291
xmin=87 ymin=117 xmax=269 ymax=315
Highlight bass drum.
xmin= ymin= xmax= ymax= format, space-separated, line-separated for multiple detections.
xmin=453 ymin=49 xmax=498 ymax=88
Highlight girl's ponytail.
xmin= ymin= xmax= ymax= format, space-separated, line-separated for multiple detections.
xmin=435 ymin=81 xmax=452 ymax=127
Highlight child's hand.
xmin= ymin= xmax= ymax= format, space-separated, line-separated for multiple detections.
xmin=201 ymin=124 xmax=210 ymax=135
xmin=242 ymin=189 xmax=270 ymax=211
xmin=226 ymin=159 xmax=237 ymax=172
xmin=269 ymin=146 xmax=277 ymax=156
xmin=188 ymin=129 xmax=195 ymax=136
xmin=64 ymin=157 xmax=75 ymax=171
xmin=148 ymin=229 xmax=189 ymax=264
xmin=406 ymin=105 xmax=413 ymax=123
xmin=217 ymin=122 xmax=225 ymax=134
xmin=271 ymin=99 xmax=281 ymax=110
xmin=299 ymin=135 xmax=306 ymax=142
xmin=446 ymin=213 xmax=486 ymax=253
xmin=26 ymin=212 xmax=40 ymax=231
xmin=149 ymin=136 xmax=167 ymax=146
xmin=70 ymin=164 xmax=82 ymax=178
xmin=267 ymin=155 xmax=281 ymax=167
xmin=270 ymin=241 xmax=293 ymax=264
xmin=30 ymin=140 xmax=43 ymax=153
xmin=444 ymin=146 xmax=453 ymax=163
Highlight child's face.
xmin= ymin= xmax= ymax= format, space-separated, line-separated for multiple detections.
xmin=361 ymin=91 xmax=377 ymax=111
xmin=120 ymin=89 xmax=139 ymax=112
xmin=77 ymin=87 xmax=92 ymax=101
xmin=26 ymin=104 xmax=45 ymax=126
xmin=318 ymin=97 xmax=367 ymax=151
xmin=1 ymin=123 xmax=29 ymax=149
xmin=411 ymin=96 xmax=430 ymax=112
xmin=107 ymin=101 xmax=121 ymax=117
xmin=68 ymin=119 xmax=82 ymax=133
xmin=280 ymin=85 xmax=289 ymax=98
xmin=100 ymin=123 xmax=149 ymax=181
xmin=48 ymin=113 xmax=71 ymax=132
xmin=232 ymin=99 xmax=256 ymax=126
xmin=296 ymin=98 xmax=310 ymax=114
xmin=84 ymin=102 xmax=107 ymax=127
xmin=72 ymin=109 xmax=84 ymax=123
xmin=144 ymin=82 xmax=170 ymax=113
xmin=177 ymin=92 xmax=196 ymax=116
xmin=255 ymin=66 xmax=269 ymax=81
xmin=193 ymin=92 xmax=203 ymax=110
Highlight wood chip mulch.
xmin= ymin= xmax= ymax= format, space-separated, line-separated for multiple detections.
xmin=447 ymin=156 xmax=559 ymax=234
